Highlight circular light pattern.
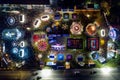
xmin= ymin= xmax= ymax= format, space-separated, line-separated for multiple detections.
xmin=86 ymin=23 xmax=97 ymax=36
xmin=76 ymin=55 xmax=84 ymax=62
xmin=7 ymin=16 xmax=15 ymax=25
xmin=38 ymin=54 xmax=43 ymax=59
xmin=70 ymin=22 xmax=83 ymax=35
xmin=66 ymin=54 xmax=72 ymax=61
xmin=37 ymin=39 xmax=48 ymax=52
xmin=100 ymin=38 xmax=105 ymax=46
xmin=12 ymin=47 xmax=19 ymax=54
xmin=90 ymin=51 xmax=99 ymax=60
xmin=57 ymin=53 xmax=64 ymax=61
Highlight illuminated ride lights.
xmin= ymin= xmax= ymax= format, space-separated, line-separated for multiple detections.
xmin=63 ymin=13 xmax=69 ymax=21
xmin=12 ymin=41 xmax=18 ymax=46
xmin=66 ymin=54 xmax=73 ymax=61
xmin=54 ymin=12 xmax=61 ymax=21
xmin=57 ymin=53 xmax=64 ymax=61
xmin=90 ymin=51 xmax=99 ymax=60
xmin=2 ymin=43 xmax=6 ymax=53
xmin=76 ymin=55 xmax=84 ymax=62
xmin=65 ymin=62 xmax=70 ymax=69
xmin=87 ymin=38 xmax=99 ymax=51
xmin=19 ymin=41 xmax=26 ymax=48
xmin=51 ymin=44 xmax=65 ymax=51
xmin=33 ymin=18 xmax=41 ymax=28
xmin=32 ymin=32 xmax=47 ymax=42
xmin=19 ymin=49 xmax=25 ymax=58
xmin=107 ymin=42 xmax=115 ymax=52
xmin=41 ymin=14 xmax=50 ymax=21
xmin=48 ymin=53 xmax=56 ymax=60
xmin=11 ymin=47 xmax=29 ymax=60
xmin=19 ymin=48 xmax=28 ymax=59
xmin=37 ymin=39 xmax=48 ymax=52
xmin=70 ymin=22 xmax=83 ymax=35
xmin=7 ymin=16 xmax=16 ymax=25
xmin=12 ymin=47 xmax=19 ymax=54
xmin=72 ymin=13 xmax=78 ymax=20
xmin=86 ymin=23 xmax=97 ymax=36
xmin=108 ymin=27 xmax=119 ymax=41
xmin=46 ymin=61 xmax=56 ymax=66
xmin=62 ymin=24 xmax=68 ymax=30
xmin=32 ymin=34 xmax=40 ymax=42
xmin=100 ymin=38 xmax=105 ymax=46
xmin=100 ymin=29 xmax=106 ymax=37
xmin=2 ymin=28 xmax=23 ymax=40
xmin=76 ymin=55 xmax=85 ymax=66
xmin=67 ymin=38 xmax=83 ymax=49
xmin=98 ymin=56 xmax=106 ymax=64
xmin=46 ymin=27 xmax=52 ymax=33
xmin=107 ymin=51 xmax=115 ymax=59
xmin=19 ymin=14 xmax=25 ymax=23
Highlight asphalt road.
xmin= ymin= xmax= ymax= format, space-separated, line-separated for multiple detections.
xmin=0 ymin=68 xmax=120 ymax=80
